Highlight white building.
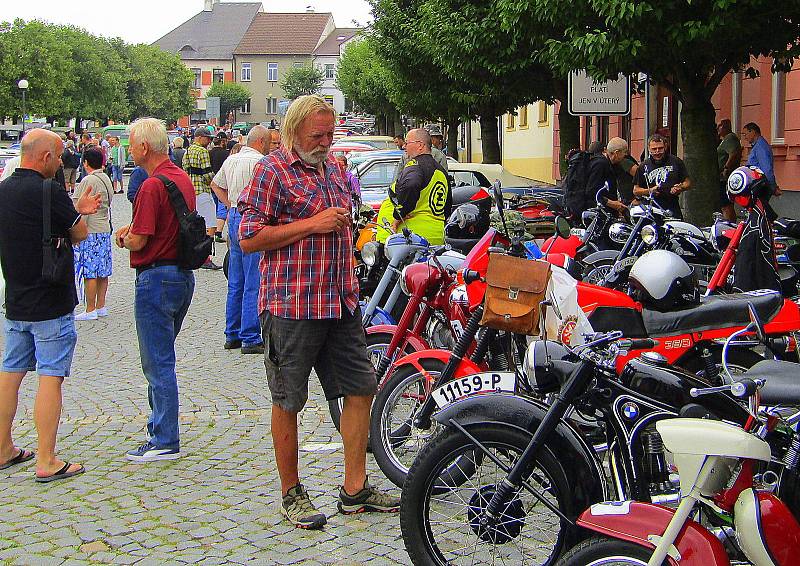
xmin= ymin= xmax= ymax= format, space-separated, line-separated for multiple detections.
xmin=313 ymin=28 xmax=360 ymax=115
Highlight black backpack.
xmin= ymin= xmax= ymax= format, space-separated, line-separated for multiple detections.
xmin=155 ymin=175 xmax=213 ymax=270
xmin=562 ymin=151 xmax=594 ymax=218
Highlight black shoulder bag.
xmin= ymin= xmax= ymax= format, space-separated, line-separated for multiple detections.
xmin=155 ymin=175 xmax=213 ymax=270
xmin=41 ymin=179 xmax=74 ymax=284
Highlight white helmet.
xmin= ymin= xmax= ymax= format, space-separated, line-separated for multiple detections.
xmin=629 ymin=250 xmax=699 ymax=311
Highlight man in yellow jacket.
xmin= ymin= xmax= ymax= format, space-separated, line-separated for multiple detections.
xmin=376 ymin=129 xmax=451 ymax=245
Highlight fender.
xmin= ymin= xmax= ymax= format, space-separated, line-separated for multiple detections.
xmin=365 ymin=324 xmax=429 ymax=353
xmin=582 ymin=249 xmax=620 ymax=267
xmin=763 ymin=298 xmax=800 ymax=335
xmin=577 ymin=501 xmax=730 ymax=565
xmin=542 ymin=234 xmax=583 ymax=257
xmin=434 ymin=393 xmax=607 ymax=515
xmin=387 ymin=349 xmax=487 ymax=382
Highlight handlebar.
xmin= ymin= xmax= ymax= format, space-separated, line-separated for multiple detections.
xmin=617 ymin=338 xmax=659 ymax=351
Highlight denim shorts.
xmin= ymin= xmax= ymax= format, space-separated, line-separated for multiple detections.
xmin=2 ymin=313 xmax=78 ymax=377
xmin=111 ymin=165 xmax=124 ymax=182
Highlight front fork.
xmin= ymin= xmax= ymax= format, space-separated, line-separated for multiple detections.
xmin=412 ymin=306 xmax=485 ymax=430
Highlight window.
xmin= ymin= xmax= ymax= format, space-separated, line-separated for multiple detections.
xmin=293 ymin=62 xmax=304 ymax=69
xmin=212 ymin=68 xmax=224 ymax=83
xmin=359 ymin=161 xmax=397 ymax=188
xmin=506 ymin=112 xmax=515 ymax=130
xmin=266 ymin=97 xmax=277 ymax=115
xmin=241 ymin=63 xmax=251 ymax=82
xmin=538 ymin=101 xmax=549 ymax=125
xmin=325 ymin=64 xmax=335 ymax=80
xmin=731 ymin=71 xmax=742 ymax=133
xmin=268 ymin=63 xmax=278 ymax=82
xmin=519 ymin=105 xmax=529 ymax=128
xmin=772 ymin=71 xmax=787 ymax=143
xmin=241 ymin=99 xmax=251 ymax=114
xmin=191 ymin=68 xmax=201 ymax=88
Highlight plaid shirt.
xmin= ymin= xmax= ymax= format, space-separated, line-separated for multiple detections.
xmin=183 ymin=142 xmax=213 ymax=195
xmin=238 ymin=146 xmax=358 ymax=320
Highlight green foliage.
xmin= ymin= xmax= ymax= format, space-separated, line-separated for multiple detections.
xmin=336 ymin=38 xmax=396 ymax=116
xmin=0 ymin=19 xmax=196 ymax=124
xmin=206 ymin=82 xmax=251 ymax=121
xmin=280 ymin=65 xmax=324 ymax=100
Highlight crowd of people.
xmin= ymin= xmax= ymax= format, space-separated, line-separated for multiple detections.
xmin=0 ymin=96 xmax=403 ymax=530
xmin=566 ymin=119 xmax=778 ymax=222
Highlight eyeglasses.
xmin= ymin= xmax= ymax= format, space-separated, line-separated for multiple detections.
xmin=406 ymin=140 xmax=424 ymax=146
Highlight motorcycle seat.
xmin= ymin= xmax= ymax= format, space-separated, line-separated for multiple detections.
xmin=642 ymin=291 xmax=783 ymax=338
xmin=734 ymin=360 xmax=800 ymax=405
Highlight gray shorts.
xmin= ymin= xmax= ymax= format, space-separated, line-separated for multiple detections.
xmin=260 ymin=306 xmax=377 ymax=413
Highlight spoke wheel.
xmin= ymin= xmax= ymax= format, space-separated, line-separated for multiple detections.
xmin=401 ymin=423 xmax=573 ymax=566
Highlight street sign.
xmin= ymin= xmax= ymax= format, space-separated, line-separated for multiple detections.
xmin=206 ymin=96 xmax=221 ymax=119
xmin=568 ymin=71 xmax=631 ymax=116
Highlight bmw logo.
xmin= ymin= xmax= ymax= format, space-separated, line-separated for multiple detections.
xmin=622 ymin=402 xmax=639 ymax=420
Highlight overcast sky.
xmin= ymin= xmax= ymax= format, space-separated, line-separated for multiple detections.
xmin=2 ymin=0 xmax=373 ymax=44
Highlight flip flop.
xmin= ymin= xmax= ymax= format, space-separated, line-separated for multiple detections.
xmin=35 ymin=462 xmax=85 ymax=483
xmin=0 ymin=449 xmax=34 ymax=470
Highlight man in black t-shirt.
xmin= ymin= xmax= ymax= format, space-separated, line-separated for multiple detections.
xmin=633 ymin=133 xmax=691 ymax=219
xmin=0 ymin=129 xmax=100 ymax=483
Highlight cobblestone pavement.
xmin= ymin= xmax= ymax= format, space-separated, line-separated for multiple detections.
xmin=0 ymin=192 xmax=407 ymax=565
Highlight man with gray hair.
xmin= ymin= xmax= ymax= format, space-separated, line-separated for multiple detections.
xmin=584 ymin=137 xmax=629 ymax=214
xmin=115 ymin=118 xmax=196 ymax=462
xmin=238 ymin=95 xmax=399 ymax=530
xmin=211 ymin=125 xmax=272 ymax=355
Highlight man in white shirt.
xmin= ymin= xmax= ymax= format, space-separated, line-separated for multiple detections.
xmin=211 ymin=125 xmax=274 ymax=354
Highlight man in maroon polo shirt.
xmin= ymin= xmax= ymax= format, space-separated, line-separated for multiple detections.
xmin=114 ymin=118 xmax=196 ymax=462
xmin=239 ymin=95 xmax=399 ymax=529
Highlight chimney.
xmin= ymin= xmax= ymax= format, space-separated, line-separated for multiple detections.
xmin=203 ymin=0 xmax=213 ymax=11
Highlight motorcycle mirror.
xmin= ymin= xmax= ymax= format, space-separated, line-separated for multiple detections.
xmin=555 ymin=216 xmax=571 ymax=240
xmin=747 ymin=302 xmax=767 ymax=343
xmin=595 ymin=182 xmax=609 ymax=205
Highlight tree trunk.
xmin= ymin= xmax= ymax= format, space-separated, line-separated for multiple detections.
xmin=393 ymin=112 xmax=404 ymax=136
xmin=479 ymin=115 xmax=501 ymax=164
xmin=557 ymin=100 xmax=580 ymax=180
xmin=446 ymin=117 xmax=459 ymax=158
xmin=678 ymin=94 xmax=719 ymax=225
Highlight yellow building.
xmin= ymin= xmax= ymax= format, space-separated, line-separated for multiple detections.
xmin=459 ymin=102 xmax=556 ymax=185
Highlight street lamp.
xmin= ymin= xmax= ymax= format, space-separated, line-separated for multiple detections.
xmin=17 ymin=79 xmax=29 ymax=137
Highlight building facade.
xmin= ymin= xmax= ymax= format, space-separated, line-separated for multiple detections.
xmin=313 ymin=28 xmax=359 ymax=114
xmin=152 ymin=0 xmax=262 ymax=127
xmin=233 ymin=12 xmax=335 ymax=124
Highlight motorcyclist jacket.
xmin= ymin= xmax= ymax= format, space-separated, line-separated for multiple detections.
xmin=377 ymin=153 xmax=451 ymax=245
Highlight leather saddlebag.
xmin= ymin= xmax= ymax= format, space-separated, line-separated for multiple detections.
xmin=480 ymin=254 xmax=551 ymax=335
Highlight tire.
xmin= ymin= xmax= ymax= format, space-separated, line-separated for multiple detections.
xmin=556 ymin=537 xmax=667 ymax=566
xmin=328 ymin=332 xmax=420 ymax=436
xmin=582 ymin=258 xmax=615 ymax=287
xmin=370 ymin=358 xmax=445 ymax=487
xmin=678 ymin=346 xmax=764 ymax=383
xmin=401 ymin=423 xmax=575 ymax=566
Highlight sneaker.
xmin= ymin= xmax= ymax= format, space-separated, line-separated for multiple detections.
xmin=75 ymin=310 xmax=98 ymax=321
xmin=201 ymin=260 xmax=223 ymax=270
xmin=338 ymin=480 xmax=400 ymax=514
xmin=241 ymin=343 xmax=265 ymax=355
xmin=214 ymin=232 xmax=224 ymax=243
xmin=125 ymin=441 xmax=180 ymax=462
xmin=224 ymin=339 xmax=242 ymax=350
xmin=96 ymin=307 xmax=109 ymax=317
xmin=281 ymin=484 xmax=327 ymax=529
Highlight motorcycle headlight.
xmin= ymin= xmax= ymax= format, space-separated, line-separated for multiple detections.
xmin=641 ymin=224 xmax=658 ymax=245
xmin=400 ymin=265 xmax=411 ymax=296
xmin=361 ymin=241 xmax=379 ymax=266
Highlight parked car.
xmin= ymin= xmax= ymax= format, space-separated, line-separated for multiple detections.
xmin=102 ymin=124 xmax=134 ymax=170
xmin=330 ymin=141 xmax=377 ymax=158
xmin=345 ymin=135 xmax=395 ymax=150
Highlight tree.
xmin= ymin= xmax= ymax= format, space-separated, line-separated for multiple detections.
xmin=518 ymin=0 xmax=800 ymax=223
xmin=0 ymin=20 xmax=74 ymax=121
xmin=122 ymin=44 xmax=195 ymax=123
xmin=336 ymin=38 xmax=402 ymax=135
xmin=280 ymin=65 xmax=324 ymax=100
xmin=205 ymin=82 xmax=251 ymax=123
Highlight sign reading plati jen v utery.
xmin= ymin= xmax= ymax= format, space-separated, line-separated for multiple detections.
xmin=568 ymin=71 xmax=631 ymax=116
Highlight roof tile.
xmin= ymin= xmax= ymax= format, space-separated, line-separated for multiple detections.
xmin=235 ymin=12 xmax=333 ymax=55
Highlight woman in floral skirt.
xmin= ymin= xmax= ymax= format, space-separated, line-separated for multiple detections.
xmin=73 ymin=147 xmax=113 ymax=321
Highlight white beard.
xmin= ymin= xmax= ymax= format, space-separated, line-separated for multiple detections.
xmin=296 ymin=146 xmax=329 ymax=167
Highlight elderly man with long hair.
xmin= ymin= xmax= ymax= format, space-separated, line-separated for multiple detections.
xmin=238 ymin=95 xmax=399 ymax=529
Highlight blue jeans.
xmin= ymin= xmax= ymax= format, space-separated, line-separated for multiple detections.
xmin=2 ymin=313 xmax=77 ymax=377
xmin=225 ymin=208 xmax=262 ymax=346
xmin=134 ymin=265 xmax=194 ymax=449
